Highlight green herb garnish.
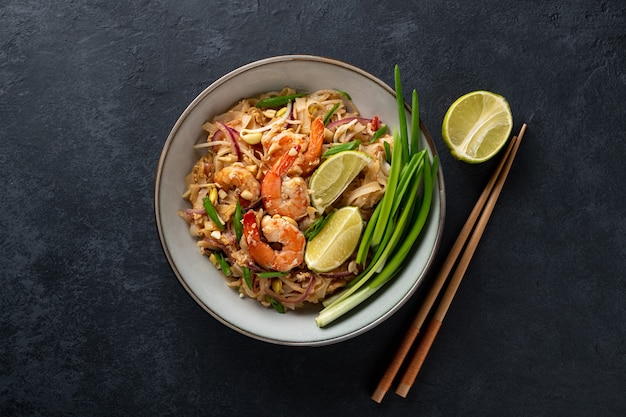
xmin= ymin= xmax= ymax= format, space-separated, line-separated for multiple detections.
xmin=321 ymin=140 xmax=361 ymax=158
xmin=202 ymin=196 xmax=224 ymax=231
xmin=394 ymin=65 xmax=410 ymax=165
xmin=268 ymin=297 xmax=285 ymax=314
xmin=383 ymin=141 xmax=392 ymax=163
xmin=255 ymin=93 xmax=306 ymax=108
xmin=336 ymin=90 xmax=352 ymax=100
xmin=304 ymin=211 xmax=335 ymax=240
xmin=323 ymin=102 xmax=340 ymax=125
xmin=371 ymin=125 xmax=388 ymax=143
xmin=214 ymin=251 xmax=231 ymax=276
xmin=255 ymin=271 xmax=288 ymax=279
xmin=233 ymin=200 xmax=243 ymax=242
xmin=410 ymin=90 xmax=420 ymax=156
xmin=242 ymin=266 xmax=253 ymax=289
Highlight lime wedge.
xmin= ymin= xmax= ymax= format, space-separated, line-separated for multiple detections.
xmin=442 ymin=90 xmax=513 ymax=163
xmin=304 ymin=206 xmax=363 ymax=272
xmin=309 ymin=150 xmax=371 ymax=212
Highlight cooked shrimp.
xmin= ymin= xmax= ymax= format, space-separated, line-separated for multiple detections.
xmin=262 ymin=116 xmax=325 ymax=176
xmin=243 ymin=211 xmax=305 ymax=272
xmin=213 ymin=163 xmax=261 ymax=205
xmin=261 ymin=146 xmax=310 ymax=220
xmin=298 ymin=115 xmax=324 ymax=175
xmin=263 ymin=130 xmax=303 ymax=168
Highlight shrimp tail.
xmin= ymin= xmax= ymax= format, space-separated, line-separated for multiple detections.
xmin=261 ymin=145 xmax=302 ymax=215
xmin=307 ymin=116 xmax=324 ymax=159
xmin=301 ymin=116 xmax=325 ymax=175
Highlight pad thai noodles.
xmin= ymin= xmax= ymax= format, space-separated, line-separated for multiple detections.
xmin=179 ymin=88 xmax=394 ymax=312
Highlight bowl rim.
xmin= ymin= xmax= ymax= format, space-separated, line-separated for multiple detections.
xmin=154 ymin=54 xmax=447 ymax=346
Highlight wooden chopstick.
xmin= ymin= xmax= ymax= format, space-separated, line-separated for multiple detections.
xmin=394 ymin=123 xmax=526 ymax=397
xmin=371 ymin=124 xmax=527 ymax=403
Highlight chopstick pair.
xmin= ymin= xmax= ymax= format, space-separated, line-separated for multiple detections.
xmin=372 ymin=124 xmax=528 ymax=403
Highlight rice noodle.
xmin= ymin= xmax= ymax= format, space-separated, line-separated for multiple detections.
xmin=240 ymin=100 xmax=293 ymax=135
xmin=344 ymin=182 xmax=384 ymax=204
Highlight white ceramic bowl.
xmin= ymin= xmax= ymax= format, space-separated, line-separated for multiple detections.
xmin=155 ymin=55 xmax=446 ymax=346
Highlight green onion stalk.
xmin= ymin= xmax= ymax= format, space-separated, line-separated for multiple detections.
xmin=322 ymin=140 xmax=361 ymax=158
xmin=202 ymin=196 xmax=224 ymax=231
xmin=255 ymin=93 xmax=306 ymax=108
xmin=315 ymin=65 xmax=438 ymax=327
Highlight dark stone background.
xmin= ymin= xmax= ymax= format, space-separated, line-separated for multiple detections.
xmin=1 ymin=1 xmax=624 ymax=416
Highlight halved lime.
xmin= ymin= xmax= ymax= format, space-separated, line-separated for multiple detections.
xmin=442 ymin=91 xmax=513 ymax=163
xmin=304 ymin=206 xmax=363 ymax=272
xmin=309 ymin=150 xmax=371 ymax=212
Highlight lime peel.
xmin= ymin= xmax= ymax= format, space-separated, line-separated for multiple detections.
xmin=309 ymin=151 xmax=371 ymax=212
xmin=304 ymin=206 xmax=363 ymax=272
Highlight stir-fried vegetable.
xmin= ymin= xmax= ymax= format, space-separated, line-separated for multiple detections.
xmin=214 ymin=251 xmax=231 ymax=276
xmin=202 ymin=196 xmax=224 ymax=231
xmin=268 ymin=297 xmax=285 ymax=313
xmin=371 ymin=125 xmax=388 ymax=143
xmin=322 ymin=140 xmax=361 ymax=158
xmin=255 ymin=93 xmax=306 ymax=108
xmin=323 ymin=102 xmax=341 ymax=125
xmin=242 ymin=266 xmax=253 ymax=290
xmin=233 ymin=200 xmax=243 ymax=241
xmin=256 ymin=271 xmax=289 ymax=279
xmin=304 ymin=212 xmax=334 ymax=240
xmin=315 ymin=65 xmax=438 ymax=327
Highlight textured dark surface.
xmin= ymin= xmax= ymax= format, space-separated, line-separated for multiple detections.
xmin=1 ymin=1 xmax=625 ymax=416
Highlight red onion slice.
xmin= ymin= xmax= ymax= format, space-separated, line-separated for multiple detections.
xmin=217 ymin=122 xmax=242 ymax=160
xmin=326 ymin=116 xmax=371 ymax=131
